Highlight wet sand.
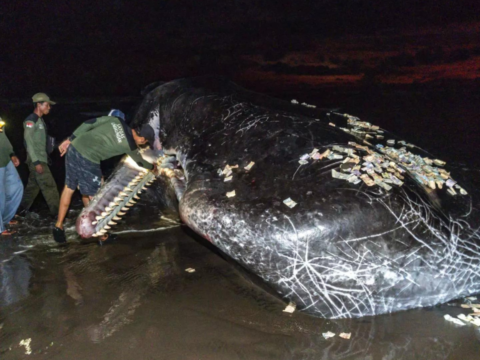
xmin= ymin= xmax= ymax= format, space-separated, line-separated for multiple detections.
xmin=1 ymin=206 xmax=480 ymax=360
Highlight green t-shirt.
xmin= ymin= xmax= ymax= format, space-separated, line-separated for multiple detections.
xmin=70 ymin=116 xmax=153 ymax=170
xmin=0 ymin=129 xmax=15 ymax=168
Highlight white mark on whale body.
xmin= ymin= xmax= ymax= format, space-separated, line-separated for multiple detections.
xmin=19 ymin=338 xmax=32 ymax=355
xmin=381 ymin=269 xmax=400 ymax=281
xmin=148 ymin=108 xmax=162 ymax=150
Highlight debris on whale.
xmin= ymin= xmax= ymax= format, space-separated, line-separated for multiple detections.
xmin=77 ymin=76 xmax=480 ymax=319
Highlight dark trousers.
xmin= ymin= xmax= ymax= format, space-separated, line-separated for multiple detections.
xmin=21 ymin=155 xmax=59 ymax=215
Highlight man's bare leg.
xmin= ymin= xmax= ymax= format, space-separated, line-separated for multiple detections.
xmin=82 ymin=195 xmax=91 ymax=207
xmin=55 ymin=186 xmax=75 ymax=230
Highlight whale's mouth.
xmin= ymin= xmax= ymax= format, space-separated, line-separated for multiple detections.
xmin=76 ymin=151 xmax=184 ymax=238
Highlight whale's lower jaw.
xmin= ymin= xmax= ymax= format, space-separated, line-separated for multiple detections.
xmin=76 ymin=150 xmax=187 ymax=238
xmin=76 ymin=156 xmax=158 ymax=238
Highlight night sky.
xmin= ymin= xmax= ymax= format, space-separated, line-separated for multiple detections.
xmin=1 ymin=0 xmax=480 ymax=98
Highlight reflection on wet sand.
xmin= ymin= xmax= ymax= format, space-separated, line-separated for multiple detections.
xmin=1 ymin=220 xmax=479 ymax=359
xmin=0 ymin=252 xmax=31 ymax=307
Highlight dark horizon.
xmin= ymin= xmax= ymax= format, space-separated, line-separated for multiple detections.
xmin=1 ymin=0 xmax=480 ymax=98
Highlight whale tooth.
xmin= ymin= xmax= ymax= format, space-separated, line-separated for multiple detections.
xmin=121 ymin=207 xmax=130 ymax=211
xmin=109 ymin=202 xmax=117 ymax=208
xmin=128 ymin=200 xmax=137 ymax=204
xmin=126 ymin=203 xmax=134 ymax=207
xmin=105 ymin=207 xmax=113 ymax=212
xmin=92 ymin=233 xmax=99 ymax=237
xmin=133 ymin=195 xmax=140 ymax=200
xmin=101 ymin=211 xmax=109 ymax=217
xmin=119 ymin=192 xmax=129 ymax=197
xmin=114 ymin=197 xmax=123 ymax=202
xmin=96 ymin=215 xmax=103 ymax=221
xmin=108 ymin=221 xmax=117 ymax=226
xmin=117 ymin=211 xmax=126 ymax=216
xmin=113 ymin=216 xmax=121 ymax=221
xmin=104 ymin=225 xmax=111 ymax=230
xmin=92 ymin=221 xmax=98 ymax=225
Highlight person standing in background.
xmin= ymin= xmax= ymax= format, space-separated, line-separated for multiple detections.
xmin=0 ymin=117 xmax=23 ymax=236
xmin=20 ymin=93 xmax=60 ymax=218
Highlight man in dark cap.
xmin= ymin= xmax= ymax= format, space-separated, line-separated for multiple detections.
xmin=53 ymin=109 xmax=158 ymax=243
xmin=20 ymin=93 xmax=60 ymax=217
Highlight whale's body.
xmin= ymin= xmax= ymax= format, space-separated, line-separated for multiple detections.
xmin=77 ymin=77 xmax=480 ymax=318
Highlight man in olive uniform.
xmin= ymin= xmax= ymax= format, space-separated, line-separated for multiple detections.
xmin=53 ymin=109 xmax=157 ymax=243
xmin=20 ymin=93 xmax=60 ymax=217
xmin=0 ymin=118 xmax=23 ymax=236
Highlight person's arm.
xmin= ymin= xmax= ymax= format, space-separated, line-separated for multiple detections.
xmin=127 ymin=149 xmax=154 ymax=170
xmin=69 ymin=117 xmax=113 ymax=141
xmin=2 ymin=132 xmax=20 ymax=166
xmin=0 ymin=131 xmax=14 ymax=158
xmin=24 ymin=121 xmax=41 ymax=165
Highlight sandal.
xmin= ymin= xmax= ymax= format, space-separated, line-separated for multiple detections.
xmin=1 ymin=229 xmax=16 ymax=236
xmin=9 ymin=220 xmax=19 ymax=225
xmin=53 ymin=227 xmax=67 ymax=243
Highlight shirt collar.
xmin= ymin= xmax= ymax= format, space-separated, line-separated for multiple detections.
xmin=118 ymin=119 xmax=137 ymax=151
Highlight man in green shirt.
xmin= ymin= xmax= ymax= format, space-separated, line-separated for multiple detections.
xmin=0 ymin=118 xmax=23 ymax=236
xmin=53 ymin=109 xmax=158 ymax=243
xmin=20 ymin=93 xmax=60 ymax=216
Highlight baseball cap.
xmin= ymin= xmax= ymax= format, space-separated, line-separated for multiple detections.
xmin=108 ymin=109 xmax=126 ymax=121
xmin=138 ymin=124 xmax=155 ymax=148
xmin=32 ymin=93 xmax=56 ymax=105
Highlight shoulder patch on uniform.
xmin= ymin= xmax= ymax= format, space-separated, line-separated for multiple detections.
xmin=25 ymin=121 xmax=35 ymax=128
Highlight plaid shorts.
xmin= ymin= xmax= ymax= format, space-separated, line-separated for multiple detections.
xmin=65 ymin=145 xmax=102 ymax=196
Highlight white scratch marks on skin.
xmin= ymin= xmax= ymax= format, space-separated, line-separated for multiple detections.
xmin=194 ymin=179 xmax=480 ymax=318
xmin=236 ymin=115 xmax=269 ymax=135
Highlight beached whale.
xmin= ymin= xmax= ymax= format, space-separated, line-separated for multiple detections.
xmin=76 ymin=76 xmax=480 ymax=318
